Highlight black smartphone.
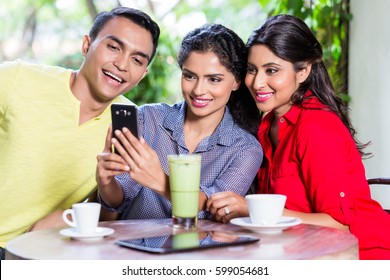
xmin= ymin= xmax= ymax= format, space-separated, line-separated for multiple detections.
xmin=111 ymin=104 xmax=139 ymax=153
xmin=116 ymin=231 xmax=259 ymax=254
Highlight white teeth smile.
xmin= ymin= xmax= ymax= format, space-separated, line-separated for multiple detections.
xmin=257 ymin=93 xmax=273 ymax=98
xmin=103 ymin=71 xmax=123 ymax=83
xmin=193 ymin=98 xmax=210 ymax=104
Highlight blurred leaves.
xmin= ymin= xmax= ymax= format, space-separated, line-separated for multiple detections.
xmin=1 ymin=0 xmax=350 ymax=103
xmin=125 ymin=26 xmax=180 ymax=105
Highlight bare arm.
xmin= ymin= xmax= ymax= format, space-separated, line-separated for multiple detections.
xmin=113 ymin=128 xmax=212 ymax=214
xmin=112 ymin=128 xmax=169 ymax=198
xmin=208 ymin=191 xmax=349 ymax=231
xmin=207 ymin=191 xmax=249 ymax=223
xmin=198 ymin=192 xmax=208 ymax=212
xmin=283 ymin=208 xmax=349 ymax=231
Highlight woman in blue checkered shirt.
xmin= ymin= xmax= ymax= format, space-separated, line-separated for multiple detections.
xmin=96 ymin=23 xmax=263 ymax=221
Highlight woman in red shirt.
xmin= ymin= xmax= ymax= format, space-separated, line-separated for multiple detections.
xmin=207 ymin=14 xmax=390 ymax=259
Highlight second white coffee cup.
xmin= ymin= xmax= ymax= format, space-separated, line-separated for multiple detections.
xmin=62 ymin=202 xmax=101 ymax=234
xmin=245 ymin=194 xmax=287 ymax=225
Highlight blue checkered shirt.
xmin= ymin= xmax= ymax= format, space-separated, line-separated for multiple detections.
xmin=100 ymin=101 xmax=263 ymax=220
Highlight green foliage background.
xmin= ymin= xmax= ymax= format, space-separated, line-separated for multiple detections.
xmin=0 ymin=0 xmax=350 ymax=104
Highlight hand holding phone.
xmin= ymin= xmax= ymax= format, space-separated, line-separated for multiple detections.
xmin=111 ymin=104 xmax=139 ymax=153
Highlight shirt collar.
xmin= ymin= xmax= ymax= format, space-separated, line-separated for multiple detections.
xmin=260 ymin=90 xmax=327 ymax=129
xmin=162 ymin=101 xmax=236 ymax=151
xmin=258 ymin=101 xmax=302 ymax=136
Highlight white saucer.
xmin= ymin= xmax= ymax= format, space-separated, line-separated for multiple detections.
xmin=230 ymin=216 xmax=302 ymax=234
xmin=59 ymin=227 xmax=114 ymax=241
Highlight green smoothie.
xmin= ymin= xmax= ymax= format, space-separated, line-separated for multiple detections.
xmin=168 ymin=154 xmax=201 ymax=228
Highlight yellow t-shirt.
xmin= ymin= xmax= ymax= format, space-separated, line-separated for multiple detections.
xmin=0 ymin=60 xmax=132 ymax=247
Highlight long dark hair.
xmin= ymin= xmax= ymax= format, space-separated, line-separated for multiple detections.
xmin=177 ymin=23 xmax=260 ymax=136
xmin=247 ymin=14 xmax=370 ymax=156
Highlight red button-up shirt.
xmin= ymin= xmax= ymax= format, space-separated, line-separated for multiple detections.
xmin=258 ymin=94 xmax=390 ymax=259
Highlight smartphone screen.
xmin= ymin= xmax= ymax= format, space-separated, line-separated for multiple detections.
xmin=111 ymin=104 xmax=139 ymax=153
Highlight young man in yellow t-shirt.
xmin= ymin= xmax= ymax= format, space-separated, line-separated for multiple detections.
xmin=0 ymin=7 xmax=160 ymax=259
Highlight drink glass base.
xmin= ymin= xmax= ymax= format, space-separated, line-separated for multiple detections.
xmin=172 ymin=216 xmax=198 ymax=229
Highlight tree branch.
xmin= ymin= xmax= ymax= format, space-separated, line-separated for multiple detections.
xmin=85 ymin=0 xmax=98 ymax=21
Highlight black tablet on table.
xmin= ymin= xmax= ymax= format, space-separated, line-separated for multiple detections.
xmin=116 ymin=231 xmax=259 ymax=254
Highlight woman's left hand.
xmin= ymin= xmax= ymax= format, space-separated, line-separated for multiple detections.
xmin=207 ymin=191 xmax=249 ymax=223
xmin=112 ymin=127 xmax=169 ymax=197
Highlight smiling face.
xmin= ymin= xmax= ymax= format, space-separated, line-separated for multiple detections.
xmin=181 ymin=51 xmax=240 ymax=123
xmin=78 ymin=16 xmax=154 ymax=103
xmin=245 ymin=45 xmax=311 ymax=118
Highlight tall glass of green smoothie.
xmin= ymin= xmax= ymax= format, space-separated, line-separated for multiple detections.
xmin=168 ymin=154 xmax=201 ymax=229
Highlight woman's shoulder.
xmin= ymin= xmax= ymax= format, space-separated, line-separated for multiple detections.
xmin=302 ymin=107 xmax=344 ymax=127
xmin=138 ymin=102 xmax=184 ymax=124
xmin=298 ymin=96 xmax=343 ymax=127
xmin=229 ymin=124 xmax=263 ymax=151
xmin=297 ymin=107 xmax=351 ymax=142
xmin=1 ymin=59 xmax=70 ymax=77
xmin=139 ymin=102 xmax=181 ymax=113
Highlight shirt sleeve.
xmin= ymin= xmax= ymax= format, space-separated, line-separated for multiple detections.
xmin=98 ymin=173 xmax=144 ymax=213
xmin=296 ymin=111 xmax=355 ymax=225
xmin=201 ymin=142 xmax=263 ymax=197
xmin=99 ymin=108 xmax=146 ymax=213
xmin=0 ymin=60 xmax=20 ymax=123
xmin=197 ymin=140 xmax=262 ymax=219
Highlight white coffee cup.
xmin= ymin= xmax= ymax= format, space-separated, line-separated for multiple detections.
xmin=245 ymin=194 xmax=287 ymax=225
xmin=62 ymin=202 xmax=101 ymax=234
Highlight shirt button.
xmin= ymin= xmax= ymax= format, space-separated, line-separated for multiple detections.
xmin=280 ymin=118 xmax=285 ymax=123
xmin=340 ymin=192 xmax=345 ymax=197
